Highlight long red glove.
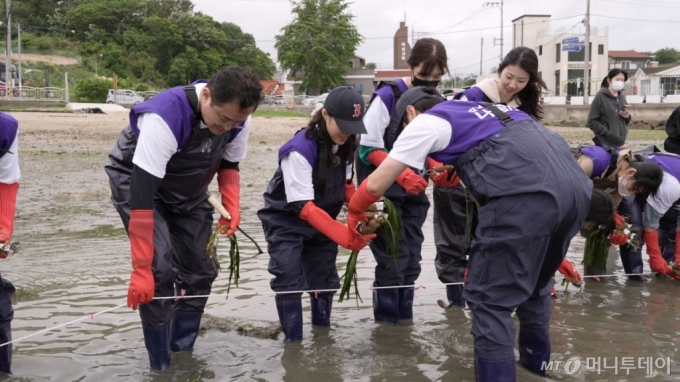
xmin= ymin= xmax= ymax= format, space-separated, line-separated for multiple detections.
xmin=643 ymin=230 xmax=670 ymax=275
xmin=345 ymin=181 xmax=356 ymax=204
xmin=368 ymin=149 xmax=427 ymax=195
xmin=557 ymin=258 xmax=582 ymax=285
xmin=0 ymin=182 xmax=19 ymax=245
xmin=609 ymin=232 xmax=628 ymax=246
xmin=299 ymin=201 xmax=375 ymax=251
xmin=613 ymin=211 xmax=625 ymax=228
xmin=217 ymin=169 xmax=241 ymax=236
xmin=128 ymin=209 xmax=155 ymax=310
xmin=347 ymin=181 xmax=382 ymax=237
xmin=675 ymin=231 xmax=680 ymax=265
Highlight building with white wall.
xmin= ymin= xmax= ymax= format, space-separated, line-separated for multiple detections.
xmin=512 ymin=15 xmax=610 ymax=97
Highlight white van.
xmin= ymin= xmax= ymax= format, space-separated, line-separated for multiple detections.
xmin=106 ymin=89 xmax=145 ymax=105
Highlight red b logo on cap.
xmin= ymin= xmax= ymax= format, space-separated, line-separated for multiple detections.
xmin=352 ymin=104 xmax=361 ymax=118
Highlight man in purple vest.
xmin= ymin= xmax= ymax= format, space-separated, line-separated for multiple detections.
xmin=0 ymin=112 xmax=19 ymax=374
xmin=105 ymin=66 xmax=263 ymax=370
xmin=347 ymin=101 xmax=592 ymax=381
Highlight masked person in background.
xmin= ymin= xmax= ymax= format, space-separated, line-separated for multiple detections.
xmin=587 ymin=69 xmax=631 ymax=149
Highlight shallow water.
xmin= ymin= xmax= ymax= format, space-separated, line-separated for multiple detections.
xmin=4 ymin=144 xmax=680 ymax=381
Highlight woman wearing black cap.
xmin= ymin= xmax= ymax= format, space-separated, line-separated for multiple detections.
xmin=257 ymin=86 xmax=375 ymax=343
xmin=357 ymin=83 xmax=453 ymax=325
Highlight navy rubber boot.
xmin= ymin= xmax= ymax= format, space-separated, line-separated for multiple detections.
xmin=518 ymin=329 xmax=551 ymax=376
xmin=309 ymin=293 xmax=333 ymax=327
xmin=0 ymin=330 xmax=11 ymax=375
xmin=475 ymin=355 xmax=516 ymax=382
xmin=142 ymin=326 xmax=171 ymax=371
xmin=276 ymin=296 xmax=303 ymax=343
xmin=398 ymin=287 xmax=415 ymax=320
xmin=373 ymin=288 xmax=400 ymax=325
xmin=446 ymin=284 xmax=466 ymax=307
xmin=170 ymin=313 xmax=202 ymax=352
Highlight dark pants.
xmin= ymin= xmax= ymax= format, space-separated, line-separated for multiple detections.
xmin=617 ymin=195 xmax=645 ymax=279
xmin=112 ymin=198 xmax=217 ymax=328
xmin=433 ymin=184 xmax=476 ymax=284
xmin=265 ymin=223 xmax=340 ymax=297
xmin=458 ymin=120 xmax=591 ymax=361
xmin=369 ymin=196 xmax=429 ymax=287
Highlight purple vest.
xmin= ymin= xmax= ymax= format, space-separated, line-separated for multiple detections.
xmin=648 ymin=154 xmax=680 ymax=183
xmin=580 ymin=146 xmax=614 ymax=178
xmin=455 ymin=86 xmax=490 ymax=102
xmin=0 ymin=112 xmax=18 ymax=159
xmin=369 ymin=79 xmax=409 ymax=116
xmin=129 ymin=80 xmax=243 ymax=150
xmin=427 ymin=101 xmax=533 ymax=164
xmin=278 ymin=129 xmax=318 ymax=167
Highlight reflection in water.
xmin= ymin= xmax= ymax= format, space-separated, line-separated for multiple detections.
xmin=5 ymin=148 xmax=679 ymax=380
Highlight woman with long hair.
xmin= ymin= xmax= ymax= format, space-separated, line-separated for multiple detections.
xmin=356 ymin=38 xmax=455 ymax=324
xmin=257 ymin=86 xmax=375 ymax=343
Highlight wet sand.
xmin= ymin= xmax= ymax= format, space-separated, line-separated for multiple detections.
xmin=2 ymin=111 xmax=677 ymax=381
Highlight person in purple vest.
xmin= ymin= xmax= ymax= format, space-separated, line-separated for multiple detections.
xmin=575 ymin=146 xmax=662 ymax=280
xmin=347 ymin=101 xmax=592 ymax=381
xmin=357 ymin=38 xmax=454 ymax=324
xmin=257 ymin=86 xmax=375 ymax=343
xmin=0 ymin=112 xmax=19 ymax=374
xmin=105 ymin=66 xmax=263 ymax=370
xmin=635 ymin=153 xmax=680 ymax=276
xmin=435 ymin=47 xmax=547 ymax=308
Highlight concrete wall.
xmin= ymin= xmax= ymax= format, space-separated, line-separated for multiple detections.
xmin=543 ymin=102 xmax=679 ymax=127
xmin=258 ymin=105 xmax=314 ymax=116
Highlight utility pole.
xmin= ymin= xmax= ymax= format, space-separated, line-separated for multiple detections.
xmin=483 ymin=0 xmax=504 ymax=62
xmin=17 ymin=21 xmax=20 ymax=92
xmin=4 ymin=0 xmax=10 ymax=99
xmin=583 ymin=0 xmax=591 ymax=105
xmin=480 ymin=37 xmax=483 ymax=77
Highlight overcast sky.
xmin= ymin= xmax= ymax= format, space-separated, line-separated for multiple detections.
xmin=192 ymin=0 xmax=680 ymax=78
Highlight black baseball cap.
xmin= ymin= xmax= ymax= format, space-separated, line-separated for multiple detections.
xmin=394 ymin=86 xmax=445 ymax=123
xmin=323 ymin=86 xmax=367 ymax=135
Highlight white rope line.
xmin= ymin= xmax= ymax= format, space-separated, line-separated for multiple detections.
xmin=0 ymin=303 xmax=127 ymax=348
xmin=0 ymin=272 xmax=662 ymax=348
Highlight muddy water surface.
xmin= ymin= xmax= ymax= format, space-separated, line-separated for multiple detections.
xmin=2 ymin=113 xmax=678 ymax=381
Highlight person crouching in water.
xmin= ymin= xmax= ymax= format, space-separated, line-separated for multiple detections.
xmin=257 ymin=86 xmax=376 ymax=343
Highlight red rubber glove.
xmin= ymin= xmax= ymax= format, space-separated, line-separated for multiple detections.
xmin=367 ymin=148 xmax=389 ymax=167
xmin=217 ymin=169 xmax=241 ymax=236
xmin=609 ymin=232 xmax=628 ymax=246
xmin=0 ymin=182 xmax=19 ymax=246
xmin=431 ymin=170 xmax=461 ymax=188
xmin=368 ymin=149 xmax=427 ymax=195
xmin=613 ymin=211 xmax=625 ymax=228
xmin=644 ymin=230 xmax=670 ymax=275
xmin=347 ymin=181 xmax=382 ymax=237
xmin=557 ymin=258 xmax=582 ymax=285
xmin=299 ymin=201 xmax=375 ymax=251
xmin=128 ymin=209 xmax=155 ymax=310
xmin=675 ymin=231 xmax=680 ymax=265
xmin=345 ymin=181 xmax=356 ymax=204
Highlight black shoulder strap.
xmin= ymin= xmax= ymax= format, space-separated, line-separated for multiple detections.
xmin=602 ymin=148 xmax=619 ymax=178
xmin=376 ymin=81 xmax=403 ymax=100
xmin=477 ymin=102 xmax=514 ymax=126
xmin=184 ymin=85 xmax=201 ymax=131
xmin=315 ymin=139 xmax=328 ymax=200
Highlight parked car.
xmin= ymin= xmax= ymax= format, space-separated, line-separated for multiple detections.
xmin=310 ymin=93 xmax=329 ymax=116
xmin=106 ymin=89 xmax=145 ymax=105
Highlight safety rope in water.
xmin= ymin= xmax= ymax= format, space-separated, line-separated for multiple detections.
xmin=0 ymin=272 xmax=657 ymax=348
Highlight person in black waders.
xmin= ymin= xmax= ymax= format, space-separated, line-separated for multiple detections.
xmin=357 ymin=86 xmax=458 ymax=323
xmin=0 ymin=112 xmax=20 ymax=374
xmin=105 ymin=66 xmax=264 ymax=370
xmin=257 ymin=86 xmax=376 ymax=343
xmin=346 ymin=99 xmax=592 ymax=381
xmin=357 ymin=38 xmax=456 ymax=324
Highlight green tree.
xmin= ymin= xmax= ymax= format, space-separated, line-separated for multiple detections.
xmin=365 ymin=62 xmax=377 ymax=69
xmin=275 ymin=0 xmax=362 ymax=93
xmin=654 ymin=48 xmax=680 ymax=65
xmin=75 ymin=77 xmax=113 ymax=102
